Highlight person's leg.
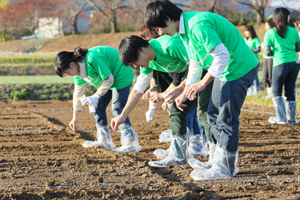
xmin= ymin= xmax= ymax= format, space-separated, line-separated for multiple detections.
xmin=190 ymin=65 xmax=258 ymax=180
xmin=262 ymin=59 xmax=268 ymax=88
xmin=187 ymin=102 xmax=208 ymax=158
xmin=148 ymin=99 xmax=196 ymax=167
xmin=284 ymin=62 xmax=299 ymax=124
xmin=112 ymin=84 xmax=142 ymax=154
xmin=85 ymin=90 xmax=116 ymax=149
xmin=269 ymin=63 xmax=288 ymax=124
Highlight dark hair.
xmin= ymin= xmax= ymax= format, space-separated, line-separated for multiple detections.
xmin=245 ymin=25 xmax=258 ymax=39
xmin=139 ymin=25 xmax=160 ymax=41
xmin=54 ymin=47 xmax=88 ymax=77
xmin=266 ymin=18 xmax=273 ymax=27
xmin=144 ymin=0 xmax=182 ymax=29
xmin=272 ymin=7 xmax=293 ymax=38
xmin=118 ymin=35 xmax=149 ymax=68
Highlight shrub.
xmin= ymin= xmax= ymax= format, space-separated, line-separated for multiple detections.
xmin=10 ymin=89 xmax=29 ymax=100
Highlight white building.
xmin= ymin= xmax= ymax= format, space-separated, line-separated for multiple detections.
xmin=38 ymin=17 xmax=63 ymax=38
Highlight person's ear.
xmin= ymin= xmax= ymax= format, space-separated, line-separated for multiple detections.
xmin=70 ymin=62 xmax=75 ymax=68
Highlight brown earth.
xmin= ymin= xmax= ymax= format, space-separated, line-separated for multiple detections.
xmin=0 ymin=100 xmax=300 ymax=199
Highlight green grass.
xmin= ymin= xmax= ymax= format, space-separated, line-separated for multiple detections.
xmin=0 ymin=55 xmax=55 ymax=64
xmin=0 ymin=75 xmax=74 ymax=84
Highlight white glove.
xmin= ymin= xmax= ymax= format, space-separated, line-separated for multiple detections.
xmin=146 ymin=109 xmax=155 ymax=121
xmin=80 ymin=93 xmax=100 ymax=105
xmin=88 ymin=102 xmax=97 ymax=113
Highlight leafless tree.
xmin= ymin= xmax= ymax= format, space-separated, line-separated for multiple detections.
xmin=237 ymin=0 xmax=269 ymax=24
xmin=86 ymin=0 xmax=128 ymax=33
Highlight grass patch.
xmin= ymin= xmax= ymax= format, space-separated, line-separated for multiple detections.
xmin=0 ymin=55 xmax=55 ymax=64
xmin=0 ymin=75 xmax=74 ymax=84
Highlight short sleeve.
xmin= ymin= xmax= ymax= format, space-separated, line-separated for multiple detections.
xmin=191 ymin=21 xmax=222 ymax=53
xmin=74 ymin=76 xmax=86 ymax=86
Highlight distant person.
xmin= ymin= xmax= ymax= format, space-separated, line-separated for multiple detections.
xmin=244 ymin=25 xmax=261 ymax=95
xmin=54 ymin=46 xmax=142 ymax=154
xmin=263 ymin=8 xmax=300 ymax=124
xmin=262 ymin=18 xmax=274 ymax=99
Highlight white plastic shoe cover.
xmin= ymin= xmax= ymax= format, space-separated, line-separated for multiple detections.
xmin=82 ymin=125 xmax=115 ymax=149
xmin=96 ymin=125 xmax=115 ymax=150
xmin=188 ymin=135 xmax=209 ymax=158
xmin=159 ymin=129 xmax=173 ymax=143
xmin=268 ymin=96 xmax=287 ymax=124
xmin=190 ymin=145 xmax=239 ymax=180
xmin=265 ymin=87 xmax=272 ymax=99
xmin=146 ymin=109 xmax=155 ymax=121
xmin=153 ymin=148 xmax=169 ymax=159
xmin=148 ymin=136 xmax=187 ymax=167
xmin=286 ymin=101 xmax=299 ymax=124
xmin=188 ymin=142 xmax=215 ymax=169
xmin=114 ymin=123 xmax=142 ymax=154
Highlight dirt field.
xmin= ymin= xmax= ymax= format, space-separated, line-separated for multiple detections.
xmin=0 ymin=100 xmax=300 ymax=199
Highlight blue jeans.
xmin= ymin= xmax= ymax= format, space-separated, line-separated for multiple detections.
xmin=94 ymin=84 xmax=131 ymax=127
xmin=272 ymin=62 xmax=299 ymax=101
xmin=207 ymin=65 xmax=258 ymax=152
xmin=187 ymin=103 xmax=201 ymax=135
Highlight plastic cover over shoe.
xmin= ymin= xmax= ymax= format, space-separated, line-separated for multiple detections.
xmin=188 ymin=135 xmax=209 ymax=158
xmin=153 ymin=148 xmax=169 ymax=159
xmin=82 ymin=125 xmax=115 ymax=149
xmin=188 ymin=142 xmax=215 ymax=169
xmin=190 ymin=145 xmax=239 ymax=180
xmin=268 ymin=96 xmax=287 ymax=124
xmin=146 ymin=109 xmax=155 ymax=121
xmin=148 ymin=135 xmax=188 ymax=167
xmin=96 ymin=125 xmax=116 ymax=150
xmin=286 ymin=101 xmax=299 ymax=124
xmin=159 ymin=129 xmax=173 ymax=143
xmin=114 ymin=123 xmax=142 ymax=154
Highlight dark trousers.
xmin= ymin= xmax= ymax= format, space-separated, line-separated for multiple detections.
xmin=208 ymin=65 xmax=258 ymax=152
xmin=272 ymin=61 xmax=299 ymax=101
xmin=262 ymin=58 xmax=273 ymax=88
xmin=94 ymin=84 xmax=132 ymax=127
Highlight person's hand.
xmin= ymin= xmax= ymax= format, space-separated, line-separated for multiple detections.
xmin=80 ymin=93 xmax=100 ymax=105
xmin=162 ymin=101 xmax=169 ymax=112
xmin=143 ymin=89 xmax=152 ymax=100
xmin=164 ymin=86 xmax=184 ymax=103
xmin=185 ymin=82 xmax=206 ymax=100
xmin=175 ymin=93 xmax=188 ymax=112
xmin=69 ymin=117 xmax=78 ymax=132
xmin=111 ymin=115 xmax=126 ymax=131
xmin=150 ymin=92 xmax=164 ymax=103
xmin=150 ymin=78 xmax=156 ymax=88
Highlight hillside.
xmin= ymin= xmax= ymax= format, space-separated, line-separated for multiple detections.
xmin=0 ymin=25 xmax=269 ymax=54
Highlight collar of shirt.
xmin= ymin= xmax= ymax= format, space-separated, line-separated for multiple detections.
xmin=78 ymin=61 xmax=87 ymax=78
xmin=178 ymin=13 xmax=185 ymax=35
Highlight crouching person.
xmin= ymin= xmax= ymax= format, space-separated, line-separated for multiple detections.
xmin=54 ymin=46 xmax=142 ymax=153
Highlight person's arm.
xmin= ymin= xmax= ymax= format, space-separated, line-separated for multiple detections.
xmin=70 ymin=83 xmax=87 ymax=131
xmin=296 ymin=41 xmax=300 ymax=52
xmin=251 ymin=47 xmax=261 ymax=53
xmin=111 ymin=72 xmax=153 ymax=131
xmin=263 ymin=31 xmax=273 ymax=56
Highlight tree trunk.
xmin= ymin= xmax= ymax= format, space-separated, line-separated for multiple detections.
xmin=256 ymin=8 xmax=265 ymax=25
xmin=2 ymin=31 xmax=6 ymax=42
xmin=72 ymin=15 xmax=79 ymax=34
xmin=109 ymin=12 xmax=119 ymax=33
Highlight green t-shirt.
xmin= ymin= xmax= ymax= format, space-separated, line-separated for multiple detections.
xmin=140 ymin=34 xmax=189 ymax=75
xmin=244 ymin=37 xmax=261 ymax=60
xmin=73 ymin=46 xmax=134 ymax=90
xmin=263 ymin=26 xmax=300 ymax=67
xmin=179 ymin=12 xmax=258 ymax=81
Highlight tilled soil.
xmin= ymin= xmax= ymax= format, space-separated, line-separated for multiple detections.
xmin=0 ymin=100 xmax=299 ymax=199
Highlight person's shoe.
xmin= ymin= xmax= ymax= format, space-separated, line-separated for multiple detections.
xmin=268 ymin=96 xmax=288 ymax=124
xmin=159 ymin=129 xmax=173 ymax=143
xmin=265 ymin=87 xmax=272 ymax=99
xmin=188 ymin=135 xmax=208 ymax=158
xmin=82 ymin=125 xmax=115 ymax=150
xmin=149 ymin=135 xmax=187 ymax=167
xmin=114 ymin=123 xmax=142 ymax=154
xmin=286 ymin=101 xmax=299 ymax=124
xmin=190 ymin=145 xmax=239 ymax=180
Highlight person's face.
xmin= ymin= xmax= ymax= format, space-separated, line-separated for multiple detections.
xmin=63 ymin=62 xmax=79 ymax=76
xmin=244 ymin=30 xmax=250 ymax=37
xmin=265 ymin=23 xmax=270 ymax=31
xmin=130 ymin=49 xmax=150 ymax=69
xmin=155 ymin=19 xmax=178 ymax=36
